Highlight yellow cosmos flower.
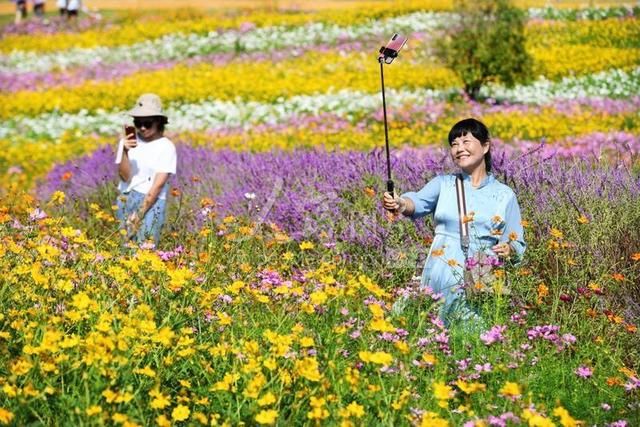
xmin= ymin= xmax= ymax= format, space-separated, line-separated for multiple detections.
xmin=369 ymin=317 xmax=395 ymax=332
xmin=11 ymin=358 xmax=33 ymax=376
xmin=432 ymin=381 xmax=454 ymax=401
xmin=156 ymin=415 xmax=171 ymax=427
xmin=359 ymin=351 xmax=393 ymax=365
xmin=456 ymin=380 xmax=486 ymax=394
xmin=499 ymin=382 xmax=522 ymax=399
xmin=150 ymin=393 xmax=171 ymax=410
xmin=553 ymin=406 xmax=580 ymax=427
xmin=522 ymin=409 xmax=555 ymax=427
xmin=299 ymin=241 xmax=315 ymax=250
xmin=171 ymin=405 xmax=190 ymax=422
xmin=85 ymin=405 xmax=102 ymax=416
xmin=257 ymin=392 xmax=277 ymax=407
xmin=421 ymin=411 xmax=449 ymax=427
xmin=295 ymin=357 xmax=322 ymax=382
xmin=345 ymin=402 xmax=365 ymax=418
xmin=0 ymin=408 xmax=15 ymax=425
xmin=310 ymin=290 xmax=328 ymax=305
xmin=550 ymin=228 xmax=564 ymax=239
xmin=255 ymin=409 xmax=278 ymax=425
xmin=50 ymin=190 xmax=65 ymax=205
xmin=299 ymin=337 xmax=315 ymax=347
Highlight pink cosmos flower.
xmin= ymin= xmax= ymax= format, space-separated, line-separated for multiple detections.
xmin=575 ymin=365 xmax=593 ymax=378
xmin=480 ymin=325 xmax=507 ymax=346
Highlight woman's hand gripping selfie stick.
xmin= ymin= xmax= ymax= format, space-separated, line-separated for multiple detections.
xmin=378 ymin=34 xmax=407 ymax=197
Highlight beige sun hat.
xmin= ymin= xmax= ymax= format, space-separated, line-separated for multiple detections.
xmin=128 ymin=93 xmax=167 ymax=118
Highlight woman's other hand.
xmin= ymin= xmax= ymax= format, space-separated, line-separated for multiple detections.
xmin=492 ymin=242 xmax=512 ymax=258
xmin=126 ymin=211 xmax=141 ymax=234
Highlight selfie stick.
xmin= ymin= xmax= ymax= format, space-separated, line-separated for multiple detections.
xmin=378 ymin=34 xmax=407 ymax=197
xmin=379 ymin=60 xmax=393 ymax=195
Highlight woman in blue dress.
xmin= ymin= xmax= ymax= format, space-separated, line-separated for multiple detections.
xmin=383 ymin=118 xmax=526 ymax=324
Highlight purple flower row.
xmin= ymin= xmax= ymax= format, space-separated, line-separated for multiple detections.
xmin=38 ymin=135 xmax=640 ymax=248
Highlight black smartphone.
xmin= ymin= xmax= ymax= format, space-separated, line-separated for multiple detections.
xmin=123 ymin=124 xmax=136 ymax=139
xmin=378 ymin=33 xmax=408 ymax=64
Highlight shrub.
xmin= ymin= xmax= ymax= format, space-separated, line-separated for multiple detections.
xmin=437 ymin=0 xmax=533 ymax=100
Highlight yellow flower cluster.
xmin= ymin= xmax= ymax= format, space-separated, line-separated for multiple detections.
xmin=527 ymin=18 xmax=640 ymax=50
xmin=5 ymin=15 xmax=639 ymax=119
xmin=0 ymin=0 xmax=453 ymax=54
xmin=0 ymin=51 xmax=459 ymax=119
xmin=174 ymin=108 xmax=638 ymax=152
xmin=0 ymin=133 xmax=97 ymax=180
xmin=526 ymin=19 xmax=640 ymax=79
xmin=531 ymin=45 xmax=640 ymax=79
xmin=0 ymin=196 xmax=603 ymax=425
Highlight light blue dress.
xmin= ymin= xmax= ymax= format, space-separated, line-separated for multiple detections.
xmin=402 ymin=172 xmax=526 ymax=323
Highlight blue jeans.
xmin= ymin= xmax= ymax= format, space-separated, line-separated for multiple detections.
xmin=116 ymin=190 xmax=166 ymax=245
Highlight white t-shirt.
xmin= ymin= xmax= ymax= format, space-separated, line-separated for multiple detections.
xmin=67 ymin=0 xmax=80 ymax=11
xmin=116 ymin=136 xmax=177 ymax=200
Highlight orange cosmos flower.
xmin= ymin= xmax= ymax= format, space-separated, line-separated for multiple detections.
xmin=577 ymin=215 xmax=590 ymax=224
xmin=611 ymin=273 xmax=625 ymax=282
xmin=431 ymin=248 xmax=445 ymax=257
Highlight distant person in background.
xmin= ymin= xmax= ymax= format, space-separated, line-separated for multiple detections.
xmin=57 ymin=0 xmax=67 ymax=16
xmin=33 ymin=0 xmax=46 ymax=18
xmin=67 ymin=0 xmax=80 ymax=20
xmin=14 ymin=0 xmax=28 ymax=24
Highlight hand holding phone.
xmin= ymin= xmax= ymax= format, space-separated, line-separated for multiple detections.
xmin=123 ymin=124 xmax=137 ymax=151
xmin=378 ymin=33 xmax=408 ymax=64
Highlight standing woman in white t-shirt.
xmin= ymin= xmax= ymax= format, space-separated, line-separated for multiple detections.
xmin=115 ymin=93 xmax=177 ymax=245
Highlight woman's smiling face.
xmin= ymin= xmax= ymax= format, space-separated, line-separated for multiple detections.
xmin=450 ymin=131 xmax=489 ymax=172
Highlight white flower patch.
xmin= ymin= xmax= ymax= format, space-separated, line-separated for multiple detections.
xmin=2 ymin=67 xmax=638 ymax=141
xmin=3 ymin=4 xmax=630 ymax=74
xmin=528 ymin=5 xmax=639 ymax=21
xmin=0 ymin=87 xmax=447 ymax=140
xmin=0 ymin=11 xmax=451 ymax=74
xmin=481 ymin=67 xmax=640 ymax=104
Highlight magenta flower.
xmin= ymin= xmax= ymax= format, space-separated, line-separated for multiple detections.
xmin=480 ymin=325 xmax=507 ymax=346
xmin=575 ymin=365 xmax=593 ymax=378
xmin=624 ymin=376 xmax=639 ymax=391
xmin=474 ymin=363 xmax=492 ymax=373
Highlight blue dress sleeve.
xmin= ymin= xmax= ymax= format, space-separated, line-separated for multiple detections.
xmin=401 ymin=176 xmax=442 ymax=219
xmin=502 ymin=194 xmax=526 ymax=262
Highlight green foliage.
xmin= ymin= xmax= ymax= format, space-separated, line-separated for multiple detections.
xmin=438 ymin=0 xmax=533 ymax=100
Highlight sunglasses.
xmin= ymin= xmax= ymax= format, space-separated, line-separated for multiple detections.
xmin=133 ymin=119 xmax=156 ymax=129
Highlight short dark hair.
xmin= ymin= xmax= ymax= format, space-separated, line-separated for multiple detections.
xmin=152 ymin=116 xmax=169 ymax=132
xmin=447 ymin=118 xmax=492 ymax=173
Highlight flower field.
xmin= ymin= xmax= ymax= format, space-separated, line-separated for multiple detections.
xmin=1 ymin=1 xmax=639 ymax=426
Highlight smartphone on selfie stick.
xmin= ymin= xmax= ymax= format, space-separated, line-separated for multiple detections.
xmin=378 ymin=33 xmax=407 ymax=197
